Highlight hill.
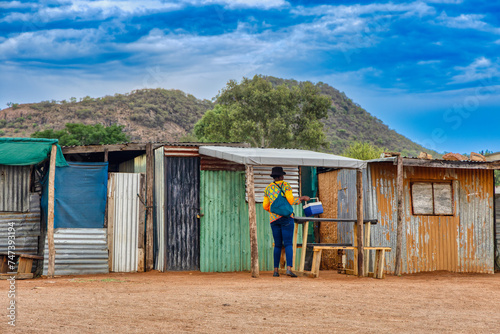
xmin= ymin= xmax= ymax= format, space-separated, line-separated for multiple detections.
xmin=0 ymin=79 xmax=438 ymax=157
xmin=264 ymin=76 xmax=438 ymax=157
xmin=0 ymin=89 xmax=213 ymax=142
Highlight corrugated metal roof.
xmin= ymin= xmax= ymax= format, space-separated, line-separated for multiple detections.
xmin=199 ymin=146 xmax=366 ymax=169
xmin=42 ymin=228 xmax=109 ymax=276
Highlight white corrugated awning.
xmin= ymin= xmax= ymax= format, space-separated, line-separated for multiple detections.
xmin=198 ymin=146 xmax=366 ymax=169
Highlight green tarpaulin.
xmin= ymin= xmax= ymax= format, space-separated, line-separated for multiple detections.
xmin=0 ymin=138 xmax=68 ymax=167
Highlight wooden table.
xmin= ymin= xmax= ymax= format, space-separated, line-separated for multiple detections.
xmin=290 ymin=217 xmax=378 ymax=277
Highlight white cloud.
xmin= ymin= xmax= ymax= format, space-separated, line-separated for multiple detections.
xmin=292 ymin=2 xmax=435 ymax=18
xmin=0 ymin=28 xmax=104 ymax=60
xmin=424 ymin=0 xmax=463 ymax=3
xmin=417 ymin=60 xmax=441 ymax=65
xmin=194 ymin=0 xmax=288 ymax=9
xmin=436 ymin=11 xmax=500 ymax=34
xmin=450 ymin=57 xmax=500 ymax=84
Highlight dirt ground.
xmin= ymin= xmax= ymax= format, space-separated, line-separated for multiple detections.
xmin=1 ymin=270 xmax=500 ymax=333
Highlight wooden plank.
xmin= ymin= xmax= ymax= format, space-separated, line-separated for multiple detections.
xmin=395 ymin=155 xmax=404 ymax=276
xmin=47 ymin=144 xmax=57 ymax=278
xmin=245 ymin=165 xmax=259 ymax=278
xmin=299 ymin=221 xmax=308 ymax=271
xmin=0 ymin=273 xmax=33 ymax=280
xmin=312 ymin=246 xmax=356 ymax=250
xmin=18 ymin=254 xmax=43 ymax=260
xmin=401 ymin=158 xmax=496 ymax=170
xmin=294 ymin=217 xmax=378 ymax=224
xmin=364 ymin=247 xmax=392 ymax=251
xmin=364 ymin=222 xmax=371 ymax=275
xmin=311 ymin=249 xmax=322 ymax=278
xmin=17 ymin=258 xmax=33 ymax=274
xmin=356 ymin=169 xmax=364 ymax=277
xmin=62 ymin=143 xmax=148 ymax=154
xmin=292 ymin=218 xmax=298 ymax=270
xmin=0 ymin=256 xmax=8 ymax=273
xmin=145 ymin=143 xmax=154 ymax=271
xmin=375 ymin=249 xmax=385 ymax=279
xmin=137 ymin=173 xmax=146 ymax=272
xmin=107 ymin=174 xmax=115 ymax=272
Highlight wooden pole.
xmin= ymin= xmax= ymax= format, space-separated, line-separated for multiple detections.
xmin=394 ymin=155 xmax=404 ymax=276
xmin=245 ymin=165 xmax=259 ymax=278
xmin=47 ymin=144 xmax=57 ymax=278
xmin=356 ymin=169 xmax=364 ymax=277
xmin=145 ymin=143 xmax=154 ymax=271
xmin=137 ymin=173 xmax=146 ymax=272
xmin=104 ymin=148 xmax=108 ymax=162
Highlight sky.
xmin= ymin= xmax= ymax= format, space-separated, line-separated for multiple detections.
xmin=1 ymin=0 xmax=499 ymax=154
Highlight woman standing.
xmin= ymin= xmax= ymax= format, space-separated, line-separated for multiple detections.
xmin=263 ymin=167 xmax=310 ymax=277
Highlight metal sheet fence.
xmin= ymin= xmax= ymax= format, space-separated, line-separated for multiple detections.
xmin=154 ymin=146 xmax=165 ymax=271
xmin=164 ymin=156 xmax=200 ymax=271
xmin=0 ymin=193 xmax=41 ymax=255
xmin=0 ymin=165 xmax=30 ymax=212
xmin=43 ymin=228 xmax=109 ymax=276
xmin=200 ymin=170 xmax=302 ymax=272
xmin=108 ymin=173 xmax=142 ymax=272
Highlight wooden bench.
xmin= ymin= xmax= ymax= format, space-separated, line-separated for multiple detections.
xmin=311 ymin=246 xmax=391 ymax=279
xmin=0 ymin=253 xmax=43 ymax=279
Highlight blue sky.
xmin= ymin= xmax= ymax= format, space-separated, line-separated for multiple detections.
xmin=1 ymin=0 xmax=499 ymax=154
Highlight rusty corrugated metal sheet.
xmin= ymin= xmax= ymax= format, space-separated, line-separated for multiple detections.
xmin=108 ymin=173 xmax=142 ymax=272
xmin=164 ymin=146 xmax=199 ymax=157
xmin=200 ymin=155 xmax=245 ymax=171
xmin=495 ymin=194 xmax=500 ymax=270
xmin=368 ymin=163 xmax=398 ymax=273
xmin=369 ymin=163 xmax=494 ymax=274
xmin=199 ymin=170 xmax=303 ymax=272
xmin=43 ymin=228 xmax=109 ymax=276
xmin=0 ymin=194 xmax=41 ymax=255
xmin=455 ymin=168 xmax=494 ymax=273
xmin=154 ymin=146 xmax=165 ymax=271
xmin=0 ymin=165 xmax=30 ymax=212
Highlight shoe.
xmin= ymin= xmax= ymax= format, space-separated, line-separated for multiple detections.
xmin=286 ymin=270 xmax=297 ymax=278
xmin=273 ymin=272 xmax=280 ymax=277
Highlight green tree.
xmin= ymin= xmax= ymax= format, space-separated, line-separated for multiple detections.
xmin=31 ymin=123 xmax=129 ymax=146
xmin=194 ymin=75 xmax=331 ymax=149
xmin=342 ymin=141 xmax=385 ymax=160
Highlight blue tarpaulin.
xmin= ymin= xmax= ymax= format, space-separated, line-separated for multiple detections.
xmin=42 ymin=162 xmax=108 ymax=229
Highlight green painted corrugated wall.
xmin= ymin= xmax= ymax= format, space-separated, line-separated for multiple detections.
xmin=200 ymin=170 xmax=303 ymax=272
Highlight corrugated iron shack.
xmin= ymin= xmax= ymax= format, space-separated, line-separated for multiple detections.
xmin=0 ymin=138 xmax=69 ymax=277
xmin=152 ymin=144 xmax=366 ymax=276
xmin=319 ymin=157 xmax=498 ymax=275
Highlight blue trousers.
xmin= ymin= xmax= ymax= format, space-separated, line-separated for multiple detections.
xmin=270 ymin=216 xmax=294 ymax=269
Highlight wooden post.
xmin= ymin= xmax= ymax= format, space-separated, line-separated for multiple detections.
xmin=356 ymin=169 xmax=364 ymax=277
xmin=145 ymin=143 xmax=154 ymax=271
xmin=104 ymin=148 xmax=109 ymax=229
xmin=245 ymin=165 xmax=259 ymax=278
xmin=107 ymin=174 xmax=115 ymax=272
xmin=364 ymin=222 xmax=371 ymax=275
xmin=47 ymin=144 xmax=57 ymax=278
xmin=394 ymin=155 xmax=404 ymax=276
xmin=137 ymin=173 xmax=146 ymax=272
